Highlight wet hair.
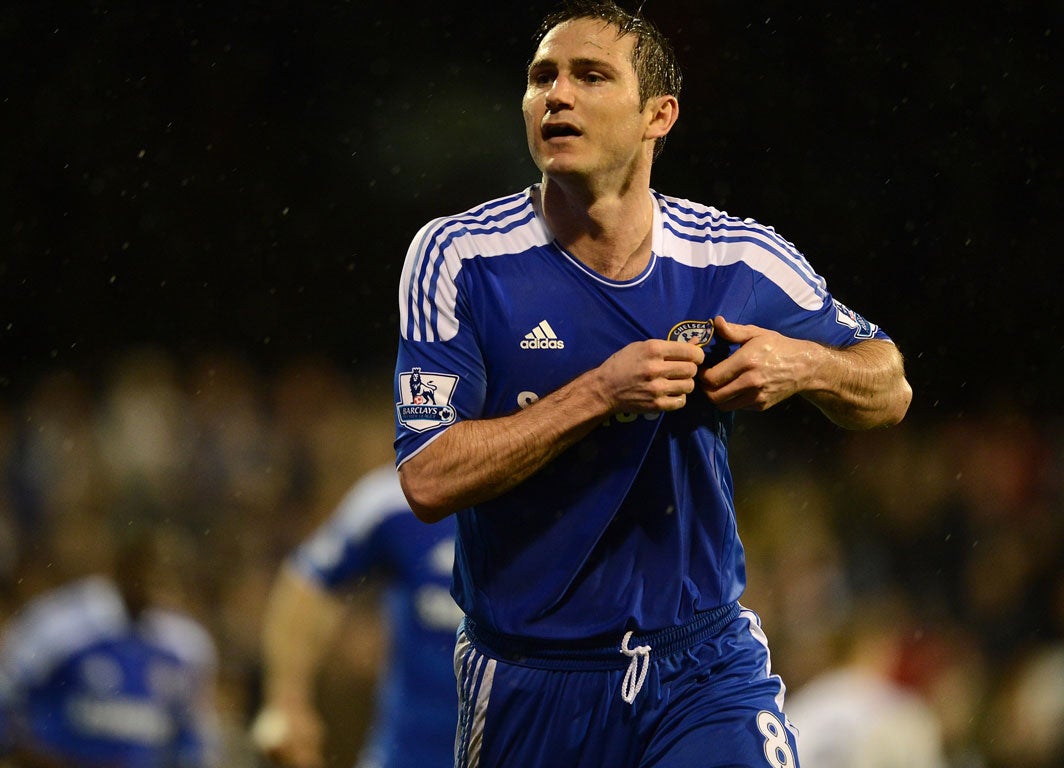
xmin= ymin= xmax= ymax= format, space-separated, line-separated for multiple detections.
xmin=533 ymin=1 xmax=682 ymax=156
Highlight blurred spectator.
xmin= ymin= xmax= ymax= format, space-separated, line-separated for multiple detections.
xmin=984 ymin=643 xmax=1064 ymax=768
xmin=785 ymin=595 xmax=948 ymax=768
xmin=735 ymin=467 xmax=851 ymax=687
xmin=95 ymin=348 xmax=195 ymax=523
xmin=9 ymin=368 xmax=106 ymax=556
xmin=0 ymin=526 xmax=221 ymax=767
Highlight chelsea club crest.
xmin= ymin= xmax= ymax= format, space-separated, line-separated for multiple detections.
xmin=667 ymin=318 xmax=715 ymax=346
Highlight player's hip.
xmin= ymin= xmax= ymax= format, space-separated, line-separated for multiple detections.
xmin=453 ymin=604 xmax=797 ymax=768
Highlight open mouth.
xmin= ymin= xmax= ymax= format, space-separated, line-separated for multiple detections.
xmin=542 ymin=122 xmax=582 ymax=140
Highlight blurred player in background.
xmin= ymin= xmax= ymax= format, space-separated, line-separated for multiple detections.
xmin=0 ymin=527 xmax=220 ymax=768
xmin=394 ymin=1 xmax=912 ymax=766
xmin=251 ymin=463 xmax=461 ymax=768
xmin=784 ymin=599 xmax=948 ymax=768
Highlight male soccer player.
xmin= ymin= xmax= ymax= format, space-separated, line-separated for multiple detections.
xmin=0 ymin=530 xmax=220 ymax=768
xmin=252 ymin=463 xmax=462 ymax=768
xmin=393 ymin=2 xmax=912 ymax=766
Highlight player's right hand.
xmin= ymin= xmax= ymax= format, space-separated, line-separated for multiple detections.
xmin=250 ymin=704 xmax=325 ymax=768
xmin=696 ymin=316 xmax=812 ymax=413
xmin=597 ymin=339 xmax=704 ymax=413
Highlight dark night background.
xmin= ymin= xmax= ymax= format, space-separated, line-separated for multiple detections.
xmin=2 ymin=1 xmax=1061 ymax=419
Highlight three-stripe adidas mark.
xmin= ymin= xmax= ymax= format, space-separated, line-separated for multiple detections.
xmin=520 ymin=319 xmax=565 ymax=350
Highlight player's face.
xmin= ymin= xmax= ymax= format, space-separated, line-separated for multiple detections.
xmin=522 ymin=19 xmax=652 ymax=183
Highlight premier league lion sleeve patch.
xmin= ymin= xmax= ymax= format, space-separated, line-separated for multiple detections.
xmin=832 ymin=299 xmax=880 ymax=340
xmin=396 ymin=367 xmax=459 ymax=433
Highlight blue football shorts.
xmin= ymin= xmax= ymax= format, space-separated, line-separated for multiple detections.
xmin=453 ymin=603 xmax=800 ymax=768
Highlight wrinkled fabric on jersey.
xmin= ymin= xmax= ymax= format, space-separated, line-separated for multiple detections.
xmin=395 ymin=185 xmax=891 ymax=643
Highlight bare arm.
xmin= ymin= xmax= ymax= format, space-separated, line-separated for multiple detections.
xmin=799 ymin=337 xmax=912 ymax=428
xmin=697 ymin=316 xmax=912 ymax=430
xmin=252 ymin=565 xmax=345 ymax=768
xmin=399 ymin=339 xmax=705 ymax=522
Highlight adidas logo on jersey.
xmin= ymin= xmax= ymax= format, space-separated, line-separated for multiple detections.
xmin=520 ymin=319 xmax=565 ymax=350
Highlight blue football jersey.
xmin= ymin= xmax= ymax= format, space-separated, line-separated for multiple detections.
xmin=0 ymin=576 xmax=219 ymax=768
xmin=394 ymin=185 xmax=892 ymax=642
xmin=290 ymin=464 xmax=461 ymax=768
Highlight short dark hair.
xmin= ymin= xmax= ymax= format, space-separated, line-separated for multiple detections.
xmin=533 ymin=1 xmax=682 ymax=157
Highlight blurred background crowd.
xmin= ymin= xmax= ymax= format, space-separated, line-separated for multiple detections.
xmin=0 ymin=346 xmax=1059 ymax=766
xmin=0 ymin=348 xmax=397 ymax=766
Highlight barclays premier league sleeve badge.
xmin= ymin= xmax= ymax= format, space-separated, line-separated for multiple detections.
xmin=832 ymin=300 xmax=878 ymax=339
xmin=397 ymin=367 xmax=459 ymax=433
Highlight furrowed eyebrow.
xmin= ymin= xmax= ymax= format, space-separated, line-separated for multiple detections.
xmin=528 ymin=56 xmax=618 ymax=76
xmin=528 ymin=56 xmax=557 ymax=75
xmin=568 ymin=56 xmax=618 ymax=73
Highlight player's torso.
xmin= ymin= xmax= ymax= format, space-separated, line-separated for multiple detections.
xmin=376 ymin=512 xmax=463 ymax=643
xmin=358 ymin=514 xmax=460 ymax=768
xmin=446 ymin=239 xmax=750 ymax=636
xmin=28 ymin=635 xmax=190 ymax=762
xmin=398 ymin=189 xmax=835 ymax=637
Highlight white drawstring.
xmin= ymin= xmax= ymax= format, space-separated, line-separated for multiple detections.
xmin=619 ymin=630 xmax=651 ymax=704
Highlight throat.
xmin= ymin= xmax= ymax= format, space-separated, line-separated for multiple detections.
xmin=579 ymin=241 xmax=652 ymax=281
xmin=565 ymin=222 xmax=654 ymax=281
xmin=534 ymin=183 xmax=656 ymax=280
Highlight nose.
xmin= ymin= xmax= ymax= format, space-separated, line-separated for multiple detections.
xmin=544 ymin=75 xmax=574 ymax=113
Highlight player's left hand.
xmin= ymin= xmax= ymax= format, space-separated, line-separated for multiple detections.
xmin=696 ymin=316 xmax=818 ymax=412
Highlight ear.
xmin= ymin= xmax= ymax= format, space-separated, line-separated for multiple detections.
xmin=644 ymin=94 xmax=679 ymax=141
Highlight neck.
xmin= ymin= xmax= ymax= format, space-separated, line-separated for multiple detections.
xmin=538 ymin=175 xmax=655 ymax=281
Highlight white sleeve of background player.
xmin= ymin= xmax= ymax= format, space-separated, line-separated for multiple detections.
xmin=0 ymin=578 xmax=125 ymax=687
xmin=290 ymin=465 xmax=409 ymax=590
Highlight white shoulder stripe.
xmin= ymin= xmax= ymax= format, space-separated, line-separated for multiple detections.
xmin=657 ymin=194 xmax=828 ymax=310
xmin=0 ymin=578 xmax=126 ymax=683
xmin=400 ymin=190 xmax=549 ymax=342
xmin=291 ymin=466 xmax=410 ymax=578
xmin=326 ymin=464 xmax=410 ymax=543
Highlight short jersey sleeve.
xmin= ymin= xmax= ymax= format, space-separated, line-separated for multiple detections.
xmin=656 ymin=193 xmax=893 ymax=349
xmin=394 ymin=216 xmax=489 ymax=467
xmin=290 ymin=465 xmax=412 ymax=591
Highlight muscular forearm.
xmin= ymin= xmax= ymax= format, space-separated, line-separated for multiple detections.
xmin=400 ymin=339 xmax=705 ymax=521
xmin=399 ymin=369 xmax=614 ymax=522
xmin=800 ymin=339 xmax=912 ymax=429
